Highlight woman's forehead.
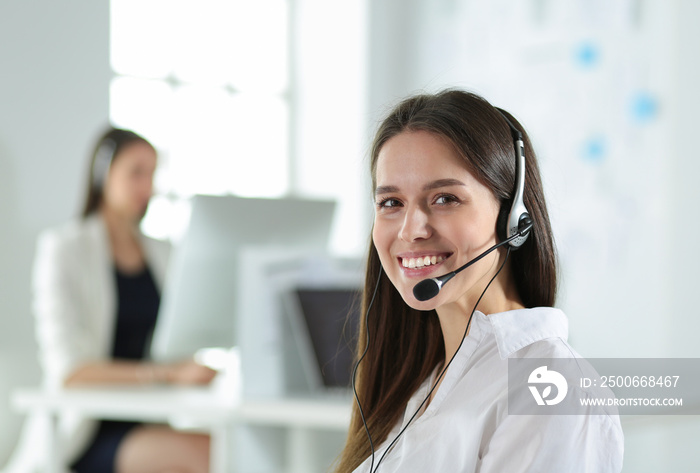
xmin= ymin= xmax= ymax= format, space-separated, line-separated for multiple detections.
xmin=374 ymin=130 xmax=473 ymax=185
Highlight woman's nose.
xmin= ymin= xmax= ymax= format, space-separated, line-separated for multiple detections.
xmin=399 ymin=205 xmax=432 ymax=242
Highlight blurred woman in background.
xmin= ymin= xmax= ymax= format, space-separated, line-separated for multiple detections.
xmin=31 ymin=127 xmax=215 ymax=473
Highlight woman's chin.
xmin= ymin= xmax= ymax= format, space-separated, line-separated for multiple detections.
xmin=401 ymin=291 xmax=440 ymax=312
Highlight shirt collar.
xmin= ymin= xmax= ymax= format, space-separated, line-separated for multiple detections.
xmin=480 ymin=307 xmax=569 ymax=359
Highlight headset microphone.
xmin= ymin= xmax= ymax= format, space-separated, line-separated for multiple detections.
xmin=412 ymin=218 xmax=532 ymax=301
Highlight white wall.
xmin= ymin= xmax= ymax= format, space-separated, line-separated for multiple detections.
xmin=0 ymin=0 xmax=111 ymax=464
xmin=670 ymin=0 xmax=700 ymax=357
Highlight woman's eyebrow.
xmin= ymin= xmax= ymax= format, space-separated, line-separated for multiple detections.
xmin=423 ymin=178 xmax=466 ymax=191
xmin=375 ymin=179 xmax=466 ymax=196
xmin=375 ymin=185 xmax=399 ymax=196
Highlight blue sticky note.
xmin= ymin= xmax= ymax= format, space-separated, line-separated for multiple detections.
xmin=575 ymin=41 xmax=600 ymax=68
xmin=631 ymin=92 xmax=658 ymax=123
xmin=582 ymin=136 xmax=606 ymax=163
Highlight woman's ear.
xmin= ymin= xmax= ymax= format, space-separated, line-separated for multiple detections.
xmin=496 ymin=201 xmax=510 ymax=242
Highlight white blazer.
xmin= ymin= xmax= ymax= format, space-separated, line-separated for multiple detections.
xmin=4 ymin=214 xmax=170 ymax=472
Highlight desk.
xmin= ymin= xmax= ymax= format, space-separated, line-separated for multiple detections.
xmin=11 ymin=386 xmax=351 ymax=473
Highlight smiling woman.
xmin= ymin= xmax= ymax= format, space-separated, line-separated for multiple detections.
xmin=334 ymin=90 xmax=623 ymax=473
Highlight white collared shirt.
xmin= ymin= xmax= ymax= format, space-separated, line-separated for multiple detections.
xmin=354 ymin=308 xmax=624 ymax=473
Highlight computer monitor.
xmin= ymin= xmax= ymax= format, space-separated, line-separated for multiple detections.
xmin=150 ymin=194 xmax=336 ymax=362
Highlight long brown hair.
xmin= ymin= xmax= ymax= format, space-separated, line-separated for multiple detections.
xmin=334 ymin=90 xmax=558 ymax=472
xmin=81 ymin=127 xmax=155 ymax=218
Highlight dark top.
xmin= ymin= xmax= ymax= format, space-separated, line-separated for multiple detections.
xmin=111 ymin=265 xmax=160 ymax=359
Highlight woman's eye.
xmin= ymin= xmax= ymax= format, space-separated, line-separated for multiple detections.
xmin=377 ymin=198 xmax=401 ymax=209
xmin=434 ymin=194 xmax=459 ymax=205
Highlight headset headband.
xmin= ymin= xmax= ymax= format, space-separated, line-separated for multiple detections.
xmin=495 ymin=108 xmax=531 ymax=249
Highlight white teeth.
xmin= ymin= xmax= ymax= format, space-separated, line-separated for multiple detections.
xmin=401 ymin=255 xmax=446 ymax=269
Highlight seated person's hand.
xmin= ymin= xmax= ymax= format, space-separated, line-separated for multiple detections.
xmin=163 ymin=360 xmax=218 ymax=385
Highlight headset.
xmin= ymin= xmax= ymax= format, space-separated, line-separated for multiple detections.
xmin=353 ymin=107 xmax=533 ymax=472
xmin=92 ymin=138 xmax=117 ymax=188
xmin=495 ymin=108 xmax=531 ymax=249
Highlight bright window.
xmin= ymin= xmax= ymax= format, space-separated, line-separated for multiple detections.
xmin=110 ymin=0 xmax=290 ymax=239
xmin=110 ymin=0 xmax=368 ymax=255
